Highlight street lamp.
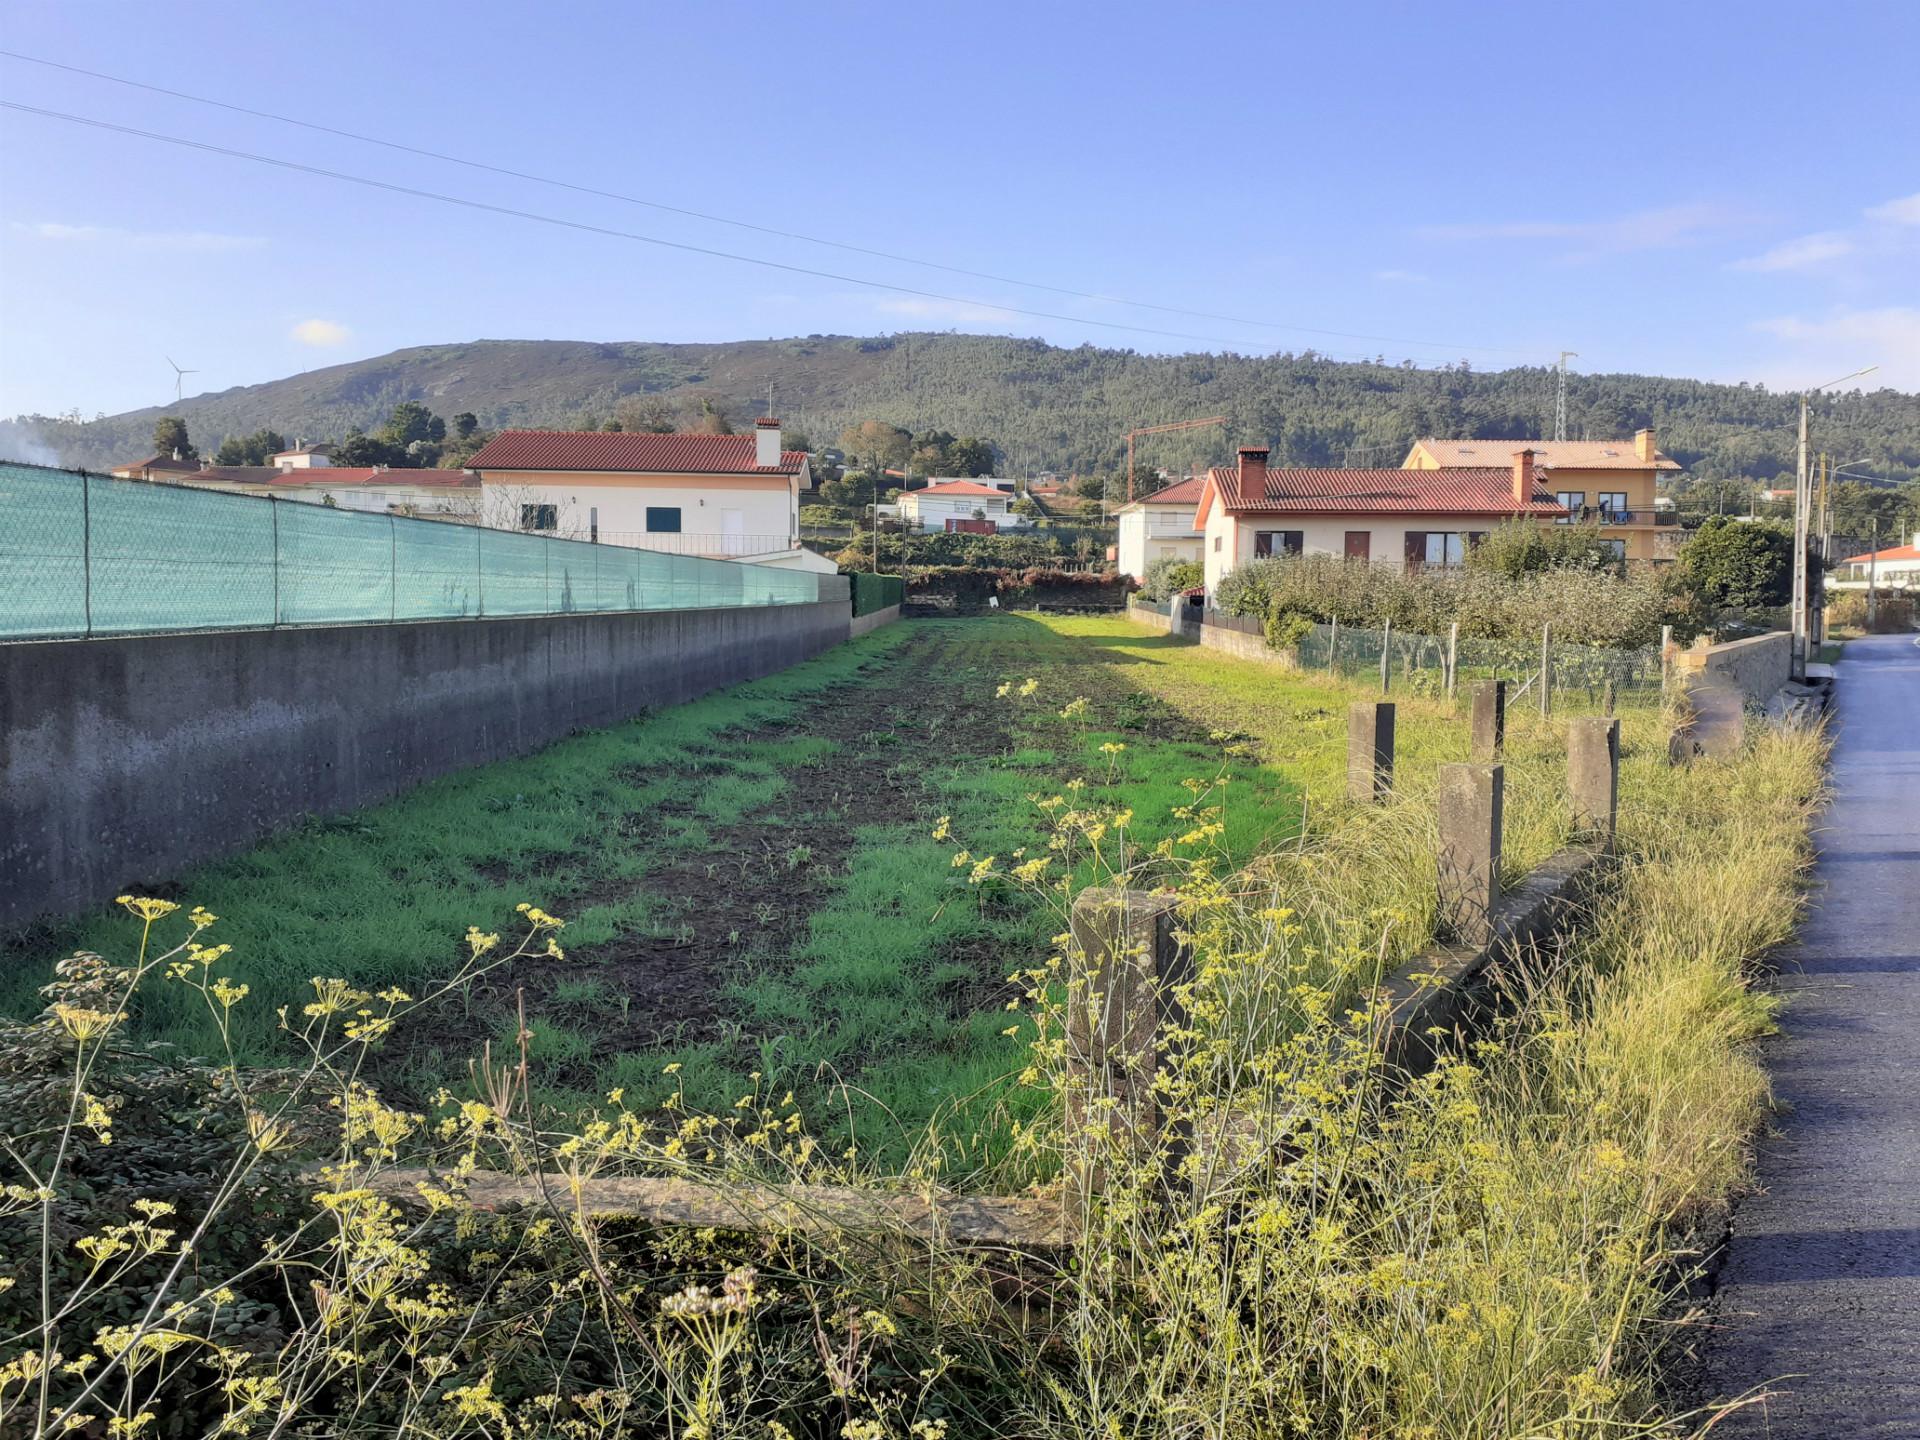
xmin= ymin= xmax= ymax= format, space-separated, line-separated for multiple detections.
xmin=1791 ymin=365 xmax=1878 ymax=679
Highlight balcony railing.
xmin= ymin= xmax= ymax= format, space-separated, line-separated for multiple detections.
xmin=571 ymin=530 xmax=799 ymax=557
xmin=1572 ymin=507 xmax=1676 ymax=526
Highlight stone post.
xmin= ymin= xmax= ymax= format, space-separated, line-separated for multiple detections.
xmin=1347 ymin=701 xmax=1396 ymax=803
xmin=1568 ymin=717 xmax=1620 ymax=845
xmin=1539 ymin=621 xmax=1553 ymax=716
xmin=1469 ymin=679 xmax=1506 ymax=762
xmin=1437 ymin=763 xmax=1503 ymax=946
xmin=1065 ymin=888 xmax=1192 ymax=1201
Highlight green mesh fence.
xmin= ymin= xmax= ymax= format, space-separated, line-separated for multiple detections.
xmin=0 ymin=462 xmax=822 ymax=640
xmin=849 ymin=572 xmax=904 ymax=616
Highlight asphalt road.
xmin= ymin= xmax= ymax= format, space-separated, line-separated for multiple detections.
xmin=1704 ymin=632 xmax=1920 ymax=1436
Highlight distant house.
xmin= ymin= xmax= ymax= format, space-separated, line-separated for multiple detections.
xmin=1112 ymin=475 xmax=1205 ymax=580
xmin=1195 ymin=445 xmax=1568 ymax=592
xmin=1404 ymin=429 xmax=1682 ymax=562
xmin=110 ymin=455 xmax=202 ymax=482
xmin=272 ymin=445 xmax=334 ymax=469
xmin=175 ymin=464 xmax=481 ymax=519
xmin=1829 ymin=533 xmax=1920 ymax=591
xmin=465 ymin=420 xmax=833 ymax=572
xmin=896 ymin=479 xmax=1019 ymax=533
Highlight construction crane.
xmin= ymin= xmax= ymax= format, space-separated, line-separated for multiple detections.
xmin=1126 ymin=415 xmax=1227 ymax=501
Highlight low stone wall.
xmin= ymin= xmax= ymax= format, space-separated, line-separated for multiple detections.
xmin=1125 ymin=602 xmax=1299 ymax=668
xmin=0 ymin=599 xmax=850 ymax=932
xmin=1675 ymin=631 xmax=1792 ymax=705
xmin=848 ymin=604 xmax=901 ymax=639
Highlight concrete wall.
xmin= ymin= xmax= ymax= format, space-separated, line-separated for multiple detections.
xmin=1676 ymin=631 xmax=1792 ymax=705
xmin=1125 ymin=601 xmax=1299 ymax=668
xmin=0 ymin=599 xmax=850 ymax=931
xmin=848 ymin=604 xmax=901 ymax=639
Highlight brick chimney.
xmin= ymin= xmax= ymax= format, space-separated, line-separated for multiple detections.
xmin=1236 ymin=445 xmax=1269 ymax=504
xmin=1634 ymin=427 xmax=1656 ymax=464
xmin=1512 ymin=448 xmax=1535 ymax=505
xmin=755 ymin=417 xmax=782 ymax=469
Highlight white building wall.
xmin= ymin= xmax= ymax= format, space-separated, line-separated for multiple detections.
xmin=477 ymin=475 xmax=797 ymax=550
xmin=1208 ymin=513 xmax=1525 ymax=591
xmin=1117 ymin=504 xmax=1202 ymax=580
xmin=901 ymin=493 xmax=1013 ymax=532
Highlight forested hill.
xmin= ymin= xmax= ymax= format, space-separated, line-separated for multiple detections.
xmin=10 ymin=333 xmax=1918 ymax=485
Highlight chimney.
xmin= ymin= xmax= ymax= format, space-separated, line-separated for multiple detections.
xmin=1513 ymin=448 xmax=1535 ymax=505
xmin=1635 ymin=427 xmax=1656 ymax=464
xmin=755 ymin=417 xmax=782 ymax=469
xmin=1236 ymin=445 xmax=1269 ymax=503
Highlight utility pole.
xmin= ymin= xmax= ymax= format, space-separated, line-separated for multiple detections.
xmin=1867 ymin=517 xmax=1880 ymax=631
xmin=1555 ymin=351 xmax=1578 ymax=443
xmin=1791 ymin=366 xmax=1878 ymax=680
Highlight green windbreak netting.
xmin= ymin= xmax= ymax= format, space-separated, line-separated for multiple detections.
xmin=0 ymin=463 xmax=824 ymax=640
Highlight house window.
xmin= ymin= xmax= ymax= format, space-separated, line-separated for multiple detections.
xmin=1597 ymin=491 xmax=1629 ymax=522
xmin=1403 ymin=531 xmax=1476 ymax=570
xmin=1343 ymin=530 xmax=1371 ymax=561
xmin=645 ymin=506 xmax=682 ymax=533
xmin=1603 ymin=538 xmax=1627 ymax=560
xmin=1213 ymin=535 xmax=1222 ymax=552
xmin=1554 ymin=490 xmax=1586 ymax=524
xmin=1253 ymin=530 xmax=1303 ymax=558
xmin=520 ymin=503 xmax=558 ymax=532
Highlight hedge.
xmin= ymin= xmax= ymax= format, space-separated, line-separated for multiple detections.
xmin=849 ymin=572 xmax=906 ymax=616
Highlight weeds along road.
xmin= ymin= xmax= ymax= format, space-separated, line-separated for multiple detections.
xmin=1705 ymin=632 xmax=1920 ymax=1436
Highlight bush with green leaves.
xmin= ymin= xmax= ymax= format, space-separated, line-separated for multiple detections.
xmin=1137 ymin=555 xmax=1204 ymax=601
xmin=1465 ymin=519 xmax=1626 ymax=579
xmin=1672 ymin=516 xmax=1794 ymax=611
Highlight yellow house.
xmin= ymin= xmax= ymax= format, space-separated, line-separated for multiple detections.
xmin=1404 ymin=428 xmax=1682 ymax=562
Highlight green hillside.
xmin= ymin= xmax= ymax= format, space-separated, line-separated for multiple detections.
xmin=8 ymin=333 xmax=1917 ymax=487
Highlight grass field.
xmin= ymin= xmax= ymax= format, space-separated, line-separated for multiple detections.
xmin=1 ymin=613 xmax=1661 ymax=1169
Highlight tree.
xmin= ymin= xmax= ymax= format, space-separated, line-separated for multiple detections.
xmin=379 ymin=402 xmax=443 ymax=449
xmin=839 ymin=420 xmax=912 ymax=480
xmin=946 ymin=436 xmax=996 ymax=477
xmin=1674 ymin=516 xmax=1794 ymax=611
xmin=694 ymin=397 xmax=733 ymax=435
xmin=1466 ymin=519 xmax=1624 ymax=579
xmin=331 ymin=430 xmax=404 ymax=468
xmin=782 ymin=427 xmax=812 ymax=454
xmin=152 ymin=416 xmax=195 ymax=461
xmin=452 ymin=412 xmax=479 ymax=439
xmin=614 ymin=396 xmax=678 ymax=433
xmin=212 ymin=428 xmax=287 ymax=467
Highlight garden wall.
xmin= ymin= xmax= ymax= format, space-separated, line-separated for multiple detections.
xmin=1675 ymin=631 xmax=1791 ymax=705
xmin=0 ymin=597 xmax=852 ymax=931
xmin=1126 ymin=600 xmax=1299 ymax=668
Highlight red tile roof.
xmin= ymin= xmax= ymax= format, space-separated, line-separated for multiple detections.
xmin=1127 ymin=475 xmax=1207 ymax=507
xmin=1840 ymin=543 xmax=1920 ymax=565
xmin=113 ymin=455 xmax=201 ymax=474
xmin=466 ymin=430 xmax=805 ymax=475
xmin=207 ymin=467 xmax=477 ymax=488
xmin=1206 ymin=465 xmax=1567 ymax=516
xmin=908 ymin=479 xmax=1011 ymax=499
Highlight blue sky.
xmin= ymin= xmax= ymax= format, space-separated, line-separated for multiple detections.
xmin=2 ymin=0 xmax=1917 ymax=419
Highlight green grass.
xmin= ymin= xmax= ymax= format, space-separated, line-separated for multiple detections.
xmin=4 ymin=611 xmax=1664 ymax=1172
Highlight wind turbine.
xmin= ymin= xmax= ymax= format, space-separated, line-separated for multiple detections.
xmin=165 ymin=356 xmax=198 ymax=404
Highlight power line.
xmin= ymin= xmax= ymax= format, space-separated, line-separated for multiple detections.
xmin=0 ymin=50 xmax=1532 ymax=358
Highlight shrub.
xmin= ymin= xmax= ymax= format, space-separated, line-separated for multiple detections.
xmin=1137 ymin=555 xmax=1204 ymax=600
xmin=1673 ymin=516 xmax=1794 ymax=611
xmin=1466 ymin=518 xmax=1626 ymax=579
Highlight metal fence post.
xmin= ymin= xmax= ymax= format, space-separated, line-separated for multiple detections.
xmin=81 ymin=471 xmax=93 ymax=638
xmin=1539 ymin=621 xmax=1552 ymax=716
xmin=1328 ymin=617 xmax=1339 ymax=674
xmin=270 ymin=495 xmax=280 ymax=627
xmin=1380 ymin=617 xmax=1392 ymax=694
xmin=1659 ymin=623 xmax=1673 ymax=704
xmin=389 ymin=513 xmax=397 ymax=623
xmin=1446 ymin=620 xmax=1459 ymax=700
xmin=476 ymin=529 xmax=485 ymax=617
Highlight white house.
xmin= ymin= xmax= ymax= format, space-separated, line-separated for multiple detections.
xmin=1112 ymin=475 xmax=1205 ymax=580
xmin=466 ymin=420 xmax=834 ymax=573
xmin=272 ymin=445 xmax=334 ymax=469
xmin=1829 ymin=533 xmax=1920 ymax=591
xmin=896 ymin=479 xmax=1018 ymax=533
xmin=1196 ymin=445 xmax=1569 ymax=593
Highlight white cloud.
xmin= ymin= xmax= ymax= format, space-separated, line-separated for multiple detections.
xmin=1374 ymin=268 xmax=1431 ymax=284
xmin=1864 ymin=192 xmax=1920 ymax=226
xmin=291 ymin=318 xmax=350 ymax=347
xmin=1415 ymin=202 xmax=1745 ymax=258
xmin=1730 ymin=231 xmax=1855 ymax=272
xmin=1750 ymin=307 xmax=1920 ymax=392
xmin=12 ymin=220 xmax=265 ymax=252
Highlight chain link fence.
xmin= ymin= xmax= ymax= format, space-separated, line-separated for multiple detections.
xmin=1297 ymin=619 xmax=1666 ymax=710
xmin=1 ymin=462 xmax=825 ymax=641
